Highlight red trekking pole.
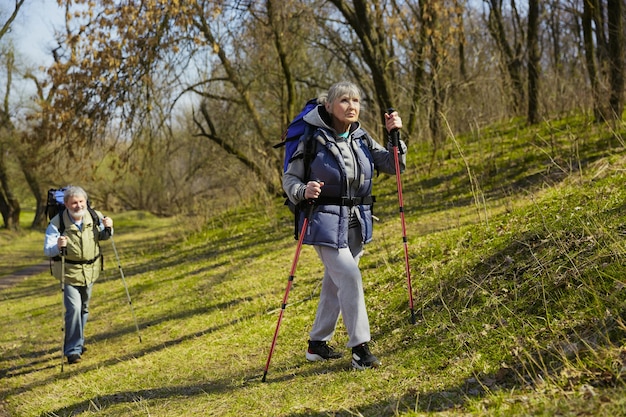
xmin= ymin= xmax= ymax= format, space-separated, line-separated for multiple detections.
xmin=262 ymin=201 xmax=314 ymax=382
xmin=388 ymin=108 xmax=416 ymax=325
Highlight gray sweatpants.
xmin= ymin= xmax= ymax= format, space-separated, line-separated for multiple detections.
xmin=309 ymin=226 xmax=370 ymax=348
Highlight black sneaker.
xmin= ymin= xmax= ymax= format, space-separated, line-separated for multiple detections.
xmin=306 ymin=340 xmax=343 ymax=361
xmin=351 ymin=343 xmax=381 ymax=370
xmin=67 ymin=354 xmax=82 ymax=364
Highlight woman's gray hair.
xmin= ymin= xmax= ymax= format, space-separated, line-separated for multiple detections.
xmin=63 ymin=186 xmax=88 ymax=204
xmin=318 ymin=81 xmax=362 ymax=106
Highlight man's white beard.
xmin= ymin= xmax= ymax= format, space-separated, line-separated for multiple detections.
xmin=70 ymin=207 xmax=86 ymax=220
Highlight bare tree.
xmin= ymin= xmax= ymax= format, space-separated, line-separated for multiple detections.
xmin=11 ymin=0 xmax=615 ymax=219
xmin=527 ymin=0 xmax=540 ymax=124
xmin=484 ymin=0 xmax=526 ymax=115
xmin=0 ymin=48 xmax=21 ymax=230
xmin=0 ymin=0 xmax=25 ymax=229
xmin=580 ymin=0 xmax=624 ymax=122
xmin=0 ymin=0 xmax=24 ymax=39
xmin=607 ymin=0 xmax=624 ymax=121
xmin=326 ymin=0 xmax=398 ymax=117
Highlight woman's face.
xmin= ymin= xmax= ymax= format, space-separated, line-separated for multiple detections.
xmin=327 ymin=94 xmax=360 ymax=128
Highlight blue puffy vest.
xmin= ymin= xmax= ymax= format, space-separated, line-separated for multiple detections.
xmin=297 ymin=129 xmax=375 ymax=249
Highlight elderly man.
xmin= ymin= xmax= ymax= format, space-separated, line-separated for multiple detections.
xmin=44 ymin=186 xmax=113 ymax=364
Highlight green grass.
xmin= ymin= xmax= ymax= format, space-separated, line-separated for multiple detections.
xmin=1 ymin=113 xmax=626 ymax=416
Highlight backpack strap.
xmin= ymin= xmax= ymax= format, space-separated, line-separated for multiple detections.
xmin=52 ymin=208 xmax=105 ymax=271
xmin=58 ymin=210 xmax=65 ymax=235
xmin=301 ymin=125 xmax=317 ymax=181
xmin=315 ymin=196 xmax=376 ymax=206
xmin=289 ymin=126 xmax=318 ymax=240
xmin=57 ymin=207 xmax=101 ymax=235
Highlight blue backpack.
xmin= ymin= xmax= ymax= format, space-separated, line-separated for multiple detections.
xmin=274 ymin=98 xmax=319 ymax=173
xmin=274 ymin=99 xmax=320 ymax=237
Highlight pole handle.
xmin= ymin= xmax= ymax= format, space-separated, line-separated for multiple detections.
xmin=386 ymin=107 xmax=400 ymax=148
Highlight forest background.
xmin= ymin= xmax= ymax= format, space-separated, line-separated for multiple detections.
xmin=0 ymin=0 xmax=624 ymax=229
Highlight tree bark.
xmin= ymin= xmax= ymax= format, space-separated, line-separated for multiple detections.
xmin=607 ymin=0 xmax=624 ymax=120
xmin=0 ymin=0 xmax=25 ymax=41
xmin=527 ymin=0 xmax=540 ymax=124
xmin=582 ymin=0 xmax=603 ymax=121
xmin=328 ymin=0 xmax=395 ymax=117
xmin=0 ymin=49 xmax=20 ymax=230
xmin=485 ymin=0 xmax=525 ymax=114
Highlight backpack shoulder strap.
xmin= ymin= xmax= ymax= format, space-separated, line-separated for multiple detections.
xmin=301 ymin=124 xmax=317 ymax=180
xmin=57 ymin=207 xmax=102 ymax=240
xmin=354 ymin=130 xmax=374 ymax=147
xmin=57 ymin=209 xmax=66 ymax=235
xmin=87 ymin=207 xmax=103 ymax=244
xmin=88 ymin=207 xmax=100 ymax=225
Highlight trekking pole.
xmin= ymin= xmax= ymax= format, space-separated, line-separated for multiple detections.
xmin=109 ymin=232 xmax=142 ymax=343
xmin=388 ymin=108 xmax=416 ymax=325
xmin=262 ymin=201 xmax=314 ymax=382
xmin=59 ymin=245 xmax=66 ymax=372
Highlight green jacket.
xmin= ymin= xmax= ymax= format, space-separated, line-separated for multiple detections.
xmin=49 ymin=209 xmax=107 ymax=286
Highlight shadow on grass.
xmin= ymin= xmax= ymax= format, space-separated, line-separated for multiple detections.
xmin=0 ymin=350 xmax=60 ymax=379
xmin=32 ymin=357 xmax=497 ymax=416
xmin=389 ymin=131 xmax=620 ymax=223
xmin=36 ymin=358 xmax=355 ymax=416
xmin=3 ymin=277 xmax=297 ymax=398
xmin=36 ymin=378 xmax=238 ymax=417
xmin=96 ymin=222 xmax=291 ymax=289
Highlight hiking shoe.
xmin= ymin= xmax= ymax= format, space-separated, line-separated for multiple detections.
xmin=67 ymin=354 xmax=82 ymax=364
xmin=306 ymin=340 xmax=343 ymax=361
xmin=351 ymin=343 xmax=381 ymax=370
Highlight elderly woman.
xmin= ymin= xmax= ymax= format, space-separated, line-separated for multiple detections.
xmin=283 ymin=81 xmax=407 ymax=370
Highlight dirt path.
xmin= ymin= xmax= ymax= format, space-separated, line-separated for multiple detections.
xmin=0 ymin=262 xmax=48 ymax=290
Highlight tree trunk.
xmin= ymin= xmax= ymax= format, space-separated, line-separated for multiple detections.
xmin=0 ymin=49 xmax=20 ymax=230
xmin=527 ymin=0 xmax=540 ymax=125
xmin=582 ymin=0 xmax=603 ymax=121
xmin=456 ymin=0 xmax=467 ymax=81
xmin=328 ymin=0 xmax=395 ymax=120
xmin=267 ymin=0 xmax=297 ymax=127
xmin=607 ymin=0 xmax=624 ymax=121
xmin=19 ymin=158 xmax=47 ymax=229
xmin=485 ymin=0 xmax=525 ymax=114
xmin=0 ymin=150 xmax=20 ymax=231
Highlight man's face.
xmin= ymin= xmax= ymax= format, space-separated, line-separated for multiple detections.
xmin=66 ymin=195 xmax=86 ymax=220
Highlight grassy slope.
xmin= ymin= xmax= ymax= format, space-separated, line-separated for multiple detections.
xmin=1 ymin=114 xmax=626 ymax=416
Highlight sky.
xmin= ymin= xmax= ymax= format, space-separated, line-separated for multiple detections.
xmin=9 ymin=0 xmax=65 ymax=67
xmin=1 ymin=0 xmax=65 ymax=116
